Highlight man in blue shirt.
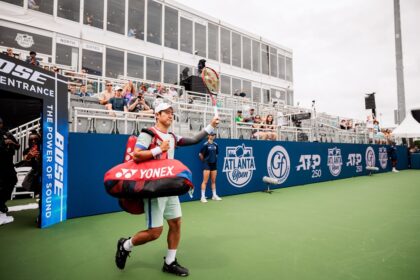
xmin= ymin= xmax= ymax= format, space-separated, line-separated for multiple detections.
xmin=198 ymin=132 xmax=221 ymax=202
xmin=107 ymin=86 xmax=128 ymax=112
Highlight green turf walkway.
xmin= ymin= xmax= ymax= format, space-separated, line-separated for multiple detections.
xmin=1 ymin=170 xmax=420 ymax=280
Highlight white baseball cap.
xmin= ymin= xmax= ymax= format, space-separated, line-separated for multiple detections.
xmin=155 ymin=102 xmax=173 ymax=113
xmin=114 ymin=86 xmax=123 ymax=91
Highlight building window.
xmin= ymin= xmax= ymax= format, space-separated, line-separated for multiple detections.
xmin=107 ymin=0 xmax=125 ymax=35
xmin=221 ymin=75 xmax=231 ymax=95
xmin=164 ymin=6 xmax=178 ymax=50
xmin=164 ymin=61 xmax=178 ymax=84
xmin=180 ymin=17 xmax=193 ymax=54
xmin=128 ymin=0 xmax=145 ymax=40
xmin=232 ymin=77 xmax=241 ymax=95
xmin=146 ymin=57 xmax=161 ymax=82
xmin=286 ymin=57 xmax=293 ymax=82
xmin=106 ymin=48 xmax=124 ymax=78
xmin=242 ymin=80 xmax=251 ymax=97
xmin=231 ymin=32 xmax=241 ymax=68
xmin=242 ymin=37 xmax=251 ymax=70
xmin=0 ymin=26 xmax=52 ymax=55
xmin=1 ymin=0 xmax=23 ymax=7
xmin=194 ymin=22 xmax=206 ymax=57
xmin=127 ymin=53 xmax=144 ymax=79
xmin=82 ymin=49 xmax=102 ymax=76
xmin=278 ymin=54 xmax=285 ymax=80
xmin=261 ymin=44 xmax=269 ymax=75
xmin=220 ymin=28 xmax=230 ymax=64
xmin=56 ymin=43 xmax=77 ymax=66
xmin=208 ymin=23 xmax=218 ymax=61
xmin=252 ymin=40 xmax=260 ymax=73
xmin=57 ymin=0 xmax=80 ymax=22
xmin=252 ymin=87 xmax=261 ymax=103
xmin=29 ymin=0 xmax=53 ymax=15
xmin=262 ymin=88 xmax=270 ymax=104
xmin=270 ymin=47 xmax=277 ymax=77
xmin=147 ymin=0 xmax=162 ymax=45
xmin=84 ymin=0 xmax=103 ymax=29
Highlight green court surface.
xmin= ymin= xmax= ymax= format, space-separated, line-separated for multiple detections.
xmin=1 ymin=170 xmax=420 ymax=280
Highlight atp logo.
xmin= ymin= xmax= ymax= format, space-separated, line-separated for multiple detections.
xmin=223 ymin=144 xmax=256 ymax=188
xmin=346 ymin=153 xmax=362 ymax=173
xmin=365 ymin=147 xmax=376 ymax=167
xmin=116 ymin=168 xmax=138 ymax=179
xmin=267 ymin=146 xmax=290 ymax=184
xmin=379 ymin=147 xmax=388 ymax=169
xmin=327 ymin=147 xmax=343 ymax=176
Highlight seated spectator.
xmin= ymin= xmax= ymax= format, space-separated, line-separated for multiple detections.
xmin=262 ymin=114 xmax=277 ymax=140
xmin=25 ymin=51 xmax=40 ymax=66
xmin=340 ymin=119 xmax=347 ymax=130
xmin=43 ymin=65 xmax=50 ymax=71
xmin=6 ymin=48 xmax=14 ymax=58
xmin=107 ymin=86 xmax=128 ymax=113
xmin=251 ymin=115 xmax=267 ymax=140
xmin=123 ymin=82 xmax=135 ymax=104
xmin=167 ymin=86 xmax=178 ymax=99
xmin=147 ymin=83 xmax=157 ymax=94
xmin=77 ymin=85 xmax=92 ymax=98
xmin=243 ymin=108 xmax=256 ymax=123
xmin=98 ymin=81 xmax=115 ymax=107
xmin=128 ymin=92 xmax=154 ymax=115
xmin=68 ymin=85 xmax=77 ymax=95
xmin=235 ymin=110 xmax=243 ymax=123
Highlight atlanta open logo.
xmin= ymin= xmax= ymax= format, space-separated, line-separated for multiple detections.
xmin=267 ymin=146 xmax=290 ymax=184
xmin=223 ymin=144 xmax=256 ymax=188
xmin=365 ymin=146 xmax=376 ymax=167
xmin=378 ymin=147 xmax=388 ymax=169
xmin=327 ymin=147 xmax=343 ymax=176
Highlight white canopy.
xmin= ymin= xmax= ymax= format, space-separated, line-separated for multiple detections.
xmin=392 ymin=107 xmax=420 ymax=138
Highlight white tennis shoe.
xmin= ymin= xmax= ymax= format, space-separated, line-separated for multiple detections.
xmin=212 ymin=195 xmax=222 ymax=201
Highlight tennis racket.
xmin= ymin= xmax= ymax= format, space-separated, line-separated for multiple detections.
xmin=201 ymin=67 xmax=220 ymax=118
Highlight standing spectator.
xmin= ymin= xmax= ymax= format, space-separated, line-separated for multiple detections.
xmin=0 ymin=117 xmax=20 ymax=225
xmin=235 ymin=110 xmax=243 ymax=123
xmin=108 ymin=86 xmax=128 ymax=112
xmin=98 ymin=81 xmax=115 ymax=108
xmin=388 ymin=141 xmax=399 ymax=172
xmin=77 ymin=85 xmax=92 ymax=98
xmin=25 ymin=51 xmax=40 ymax=66
xmin=199 ymin=132 xmax=221 ymax=203
xmin=128 ymin=92 xmax=154 ymax=114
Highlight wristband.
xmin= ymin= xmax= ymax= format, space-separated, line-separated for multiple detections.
xmin=204 ymin=124 xmax=215 ymax=135
xmin=151 ymin=147 xmax=163 ymax=158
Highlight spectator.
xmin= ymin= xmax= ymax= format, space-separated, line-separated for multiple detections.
xmin=6 ymin=48 xmax=14 ymax=58
xmin=167 ymin=87 xmax=178 ymax=100
xmin=388 ymin=141 xmax=399 ymax=172
xmin=128 ymin=92 xmax=154 ymax=114
xmin=123 ymin=82 xmax=136 ymax=104
xmin=43 ymin=65 xmax=50 ymax=71
xmin=25 ymin=51 xmax=40 ymax=66
xmin=199 ymin=132 xmax=221 ymax=203
xmin=251 ymin=115 xmax=267 ymax=140
xmin=147 ymin=84 xmax=157 ymax=94
xmin=243 ymin=108 xmax=256 ymax=123
xmin=77 ymin=85 xmax=92 ymax=98
xmin=235 ymin=110 xmax=243 ymax=123
xmin=262 ymin=114 xmax=277 ymax=140
xmin=68 ymin=84 xmax=77 ymax=96
xmin=98 ymin=81 xmax=115 ymax=107
xmin=0 ymin=117 xmax=20 ymax=225
xmin=108 ymin=86 xmax=128 ymax=112
xmin=128 ymin=28 xmax=137 ymax=37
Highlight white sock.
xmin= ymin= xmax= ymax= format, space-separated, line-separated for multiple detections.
xmin=212 ymin=190 xmax=217 ymax=197
xmin=165 ymin=249 xmax=177 ymax=264
xmin=201 ymin=190 xmax=205 ymax=198
xmin=123 ymin=238 xmax=133 ymax=251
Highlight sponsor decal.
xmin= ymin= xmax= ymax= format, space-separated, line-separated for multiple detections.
xmin=296 ymin=154 xmax=322 ymax=178
xmin=15 ymin=33 xmax=34 ymax=48
xmin=379 ymin=147 xmax=388 ymax=169
xmin=327 ymin=147 xmax=343 ymax=176
xmin=365 ymin=146 xmax=376 ymax=167
xmin=223 ymin=144 xmax=256 ymax=188
xmin=346 ymin=153 xmax=363 ymax=173
xmin=267 ymin=146 xmax=290 ymax=184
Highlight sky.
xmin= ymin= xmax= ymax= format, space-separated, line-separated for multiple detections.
xmin=177 ymin=0 xmax=420 ymax=127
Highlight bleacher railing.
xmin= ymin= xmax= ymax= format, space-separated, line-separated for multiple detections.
xmin=10 ymin=118 xmax=41 ymax=164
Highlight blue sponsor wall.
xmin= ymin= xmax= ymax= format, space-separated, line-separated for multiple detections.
xmin=67 ymin=133 xmax=408 ymax=218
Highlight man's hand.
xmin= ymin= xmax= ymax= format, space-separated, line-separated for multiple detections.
xmin=4 ymin=139 xmax=15 ymax=145
xmin=160 ymin=140 xmax=170 ymax=152
xmin=210 ymin=117 xmax=219 ymax=128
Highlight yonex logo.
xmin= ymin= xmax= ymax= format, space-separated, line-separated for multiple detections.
xmin=116 ymin=168 xmax=138 ymax=179
xmin=267 ymin=146 xmax=290 ymax=184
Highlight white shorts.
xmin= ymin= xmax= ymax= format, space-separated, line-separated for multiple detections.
xmin=143 ymin=196 xmax=182 ymax=228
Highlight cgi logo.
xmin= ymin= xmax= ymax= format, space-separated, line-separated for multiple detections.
xmin=327 ymin=147 xmax=343 ymax=177
xmin=223 ymin=144 xmax=256 ymax=188
xmin=296 ymin=154 xmax=321 ymax=178
xmin=378 ymin=147 xmax=388 ymax=169
xmin=346 ymin=153 xmax=363 ymax=173
xmin=365 ymin=147 xmax=376 ymax=167
xmin=267 ymin=146 xmax=290 ymax=184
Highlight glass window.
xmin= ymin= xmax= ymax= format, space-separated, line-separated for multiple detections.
xmin=286 ymin=57 xmax=293 ymax=81
xmin=194 ymin=22 xmax=206 ymax=57
xmin=128 ymin=0 xmax=145 ymax=40
xmin=208 ymin=23 xmax=218 ymax=61
xmin=164 ymin=6 xmax=178 ymax=49
xmin=82 ymin=49 xmax=102 ymax=76
xmin=106 ymin=48 xmax=124 ymax=78
xmin=127 ymin=53 xmax=144 ymax=79
xmin=0 ymin=26 xmax=52 ymax=55
xmin=242 ymin=37 xmax=251 ymax=70
xmin=146 ymin=57 xmax=161 ymax=82
xmin=252 ymin=87 xmax=261 ymax=103
xmin=164 ymin=61 xmax=178 ymax=84
xmin=107 ymin=0 xmax=125 ymax=34
xmin=220 ymin=75 xmax=231 ymax=95
xmin=280 ymin=90 xmax=286 ymax=101
xmin=261 ymin=44 xmax=269 ymax=75
xmin=287 ymin=90 xmax=293 ymax=105
xmin=180 ymin=17 xmax=193 ymax=54
xmin=147 ymin=0 xmax=162 ymax=45
xmin=56 ymin=43 xmax=75 ymax=66
xmin=231 ymin=32 xmax=241 ymax=68
xmin=278 ymin=54 xmax=286 ymax=80
xmin=220 ymin=28 xmax=230 ymax=64
xmin=270 ymin=47 xmax=277 ymax=77
xmin=29 ymin=0 xmax=53 ymax=15
xmin=179 ymin=64 xmax=192 ymax=81
xmin=1 ymin=0 xmax=23 ymax=6
xmin=232 ymin=77 xmax=241 ymax=94
xmin=242 ymin=80 xmax=251 ymax=97
xmin=84 ymin=0 xmax=103 ymax=28
xmin=57 ymin=0 xmax=80 ymax=22
xmin=252 ymin=40 xmax=260 ymax=73
xmin=262 ymin=88 xmax=270 ymax=104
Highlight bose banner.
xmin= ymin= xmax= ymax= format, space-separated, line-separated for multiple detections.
xmin=0 ymin=53 xmax=68 ymax=228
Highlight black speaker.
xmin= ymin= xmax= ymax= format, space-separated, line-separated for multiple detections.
xmin=180 ymin=75 xmax=207 ymax=94
xmin=365 ymin=95 xmax=376 ymax=110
